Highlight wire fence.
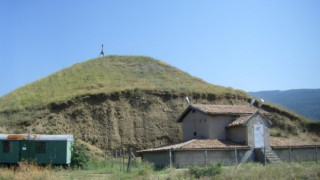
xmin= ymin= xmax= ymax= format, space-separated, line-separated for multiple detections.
xmin=105 ymin=148 xmax=140 ymax=173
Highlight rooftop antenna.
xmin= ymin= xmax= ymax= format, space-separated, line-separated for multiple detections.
xmin=185 ymin=97 xmax=190 ymax=104
xmin=250 ymin=99 xmax=255 ymax=106
xmin=99 ymin=44 xmax=104 ymax=56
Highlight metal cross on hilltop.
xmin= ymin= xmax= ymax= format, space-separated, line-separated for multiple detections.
xmin=100 ymin=44 xmax=104 ymax=56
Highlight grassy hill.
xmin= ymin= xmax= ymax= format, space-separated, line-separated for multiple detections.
xmin=0 ymin=56 xmax=247 ymax=112
xmin=249 ymin=89 xmax=320 ymax=121
xmin=0 ymin=56 xmax=318 ymax=152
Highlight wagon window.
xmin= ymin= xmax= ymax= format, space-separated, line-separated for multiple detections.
xmin=3 ymin=141 xmax=10 ymax=153
xmin=36 ymin=142 xmax=46 ymax=153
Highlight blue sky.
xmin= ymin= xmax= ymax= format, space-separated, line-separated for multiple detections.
xmin=1 ymin=0 xmax=320 ymax=97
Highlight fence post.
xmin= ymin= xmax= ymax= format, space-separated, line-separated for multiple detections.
xmin=127 ymin=148 xmax=132 ymax=173
xmin=123 ymin=149 xmax=125 ymax=173
xmin=112 ymin=151 xmax=114 ymax=167
xmin=133 ymin=149 xmax=139 ymax=169
xmin=121 ymin=149 xmax=123 ymax=171
xmin=316 ymin=145 xmax=318 ymax=164
xmin=235 ymin=148 xmax=238 ymax=165
xmin=205 ymin=148 xmax=208 ymax=166
xmin=105 ymin=152 xmax=108 ymax=163
xmin=169 ymin=149 xmax=172 ymax=169
xmin=264 ymin=147 xmax=266 ymax=165
xmin=119 ymin=149 xmax=121 ymax=171
xmin=289 ymin=146 xmax=292 ymax=163
xmin=116 ymin=150 xmax=118 ymax=170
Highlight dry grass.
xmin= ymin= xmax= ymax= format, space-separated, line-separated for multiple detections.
xmin=217 ymin=162 xmax=320 ymax=180
xmin=0 ymin=162 xmax=54 ymax=180
xmin=0 ymin=161 xmax=319 ymax=180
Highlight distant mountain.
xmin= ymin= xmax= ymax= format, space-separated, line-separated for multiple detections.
xmin=249 ymin=89 xmax=320 ymax=121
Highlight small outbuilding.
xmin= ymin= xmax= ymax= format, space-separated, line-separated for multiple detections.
xmin=177 ymin=104 xmax=272 ymax=148
xmin=0 ymin=134 xmax=74 ymax=165
xmin=139 ymin=104 xmax=320 ymax=168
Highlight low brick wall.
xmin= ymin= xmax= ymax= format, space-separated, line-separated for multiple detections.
xmin=142 ymin=148 xmax=253 ymax=168
xmin=174 ymin=148 xmax=252 ymax=168
xmin=142 ymin=151 xmax=171 ymax=168
xmin=272 ymin=146 xmax=319 ymax=162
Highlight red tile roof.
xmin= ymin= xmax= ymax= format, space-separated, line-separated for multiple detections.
xmin=181 ymin=139 xmax=248 ymax=149
xmin=177 ymin=104 xmax=267 ymax=122
xmin=192 ymin=104 xmax=259 ymax=115
xmin=138 ymin=139 xmax=249 ymax=153
xmin=227 ymin=115 xmax=252 ymax=128
xmin=270 ymin=137 xmax=320 ymax=147
xmin=139 ymin=137 xmax=320 ymax=153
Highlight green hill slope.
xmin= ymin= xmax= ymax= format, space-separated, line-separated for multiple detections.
xmin=0 ymin=56 xmax=318 ymax=153
xmin=0 ymin=56 xmax=247 ymax=111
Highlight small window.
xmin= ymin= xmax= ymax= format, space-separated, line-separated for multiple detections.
xmin=36 ymin=142 xmax=46 ymax=153
xmin=3 ymin=141 xmax=11 ymax=153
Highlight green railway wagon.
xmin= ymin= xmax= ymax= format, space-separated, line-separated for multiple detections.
xmin=0 ymin=134 xmax=73 ymax=165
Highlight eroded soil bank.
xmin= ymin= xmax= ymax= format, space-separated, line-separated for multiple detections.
xmin=1 ymin=90 xmax=318 ymax=154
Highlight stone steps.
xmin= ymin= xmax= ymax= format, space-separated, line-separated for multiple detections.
xmin=261 ymin=147 xmax=282 ymax=163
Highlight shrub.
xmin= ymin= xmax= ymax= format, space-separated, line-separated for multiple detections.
xmin=130 ymin=89 xmax=145 ymax=99
xmin=71 ymin=142 xmax=89 ymax=169
xmin=138 ymin=168 xmax=151 ymax=176
xmin=188 ymin=163 xmax=222 ymax=178
xmin=287 ymin=125 xmax=298 ymax=135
